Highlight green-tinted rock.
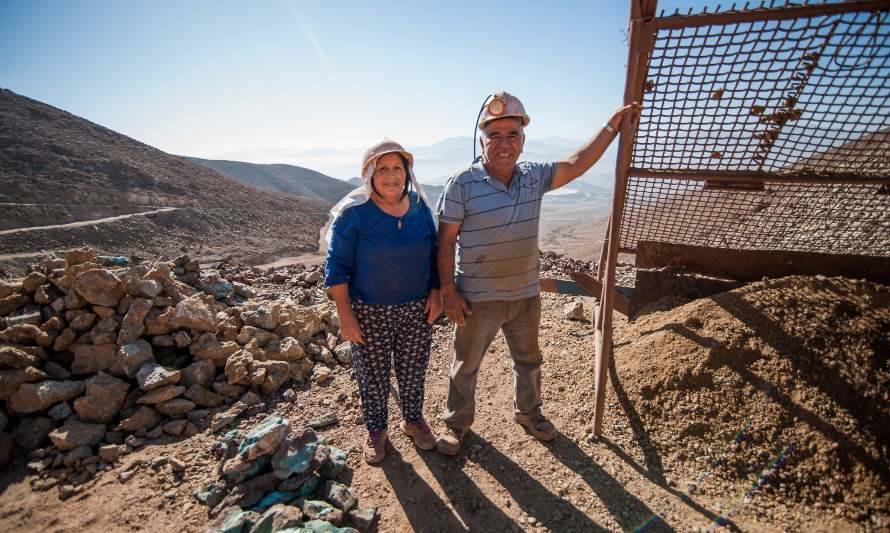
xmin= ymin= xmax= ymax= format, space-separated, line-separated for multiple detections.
xmin=249 ymin=502 xmax=303 ymax=533
xmin=301 ymin=499 xmax=343 ymax=525
xmin=239 ymin=415 xmax=289 ymax=461
xmin=206 ymin=506 xmax=260 ymax=533
xmin=347 ymin=507 xmax=378 ymax=532
xmin=271 ymin=428 xmax=324 ymax=479
xmin=317 ymin=447 xmax=347 ymax=479
xmin=252 ymin=490 xmax=297 ymax=511
xmin=193 ymin=482 xmax=226 ymax=508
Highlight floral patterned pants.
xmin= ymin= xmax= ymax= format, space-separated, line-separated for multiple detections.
xmin=351 ymin=298 xmax=432 ymax=431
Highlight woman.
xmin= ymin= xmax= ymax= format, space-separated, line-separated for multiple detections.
xmin=325 ymin=139 xmax=442 ymax=464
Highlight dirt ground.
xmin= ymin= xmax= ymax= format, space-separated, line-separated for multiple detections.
xmin=3 ymin=280 xmax=883 ymax=532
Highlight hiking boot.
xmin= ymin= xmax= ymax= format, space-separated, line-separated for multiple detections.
xmin=401 ymin=419 xmax=437 ymax=451
xmin=515 ymin=413 xmax=558 ymax=441
xmin=436 ymin=426 xmax=467 ymax=456
xmin=363 ymin=430 xmax=387 ymax=464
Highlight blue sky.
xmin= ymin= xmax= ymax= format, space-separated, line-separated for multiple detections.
xmin=1 ymin=0 xmax=716 ymax=163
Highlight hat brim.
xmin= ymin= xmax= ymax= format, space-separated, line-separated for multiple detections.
xmin=479 ymin=114 xmax=530 ymax=129
xmin=362 ymin=149 xmax=414 ymax=174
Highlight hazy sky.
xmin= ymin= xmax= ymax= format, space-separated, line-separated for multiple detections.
xmin=1 ymin=0 xmax=717 ymax=161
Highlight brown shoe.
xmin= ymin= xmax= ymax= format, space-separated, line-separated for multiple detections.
xmin=363 ymin=430 xmax=387 ymax=464
xmin=515 ymin=413 xmax=558 ymax=441
xmin=436 ymin=426 xmax=466 ymax=456
xmin=401 ymin=419 xmax=437 ymax=451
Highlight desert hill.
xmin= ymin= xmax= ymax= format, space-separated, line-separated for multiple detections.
xmin=0 ymin=89 xmax=331 ymax=274
xmin=186 ymin=157 xmax=353 ymax=204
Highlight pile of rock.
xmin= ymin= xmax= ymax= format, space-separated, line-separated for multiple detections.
xmin=199 ymin=414 xmax=376 ymax=532
xmin=0 ymin=248 xmax=352 ymax=498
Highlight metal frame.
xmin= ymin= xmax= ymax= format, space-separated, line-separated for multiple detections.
xmin=590 ymin=0 xmax=890 ymax=436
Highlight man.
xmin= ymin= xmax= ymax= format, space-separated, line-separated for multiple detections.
xmin=435 ymin=91 xmax=639 ymax=455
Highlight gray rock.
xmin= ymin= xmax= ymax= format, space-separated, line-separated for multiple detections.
xmin=112 ymin=339 xmax=155 ymax=378
xmin=168 ymin=294 xmax=217 ymax=332
xmin=51 ymin=328 xmax=77 ymax=352
xmin=71 ymin=343 xmax=116 ymax=374
xmin=252 ymin=503 xmax=304 ymax=531
xmin=259 ymin=360 xmax=291 ymax=395
xmin=318 ymin=447 xmax=348 ymax=479
xmin=63 ymin=445 xmax=93 ymax=467
xmin=323 ymin=480 xmax=357 ymax=512
xmin=209 ymin=401 xmax=250 ymax=432
xmin=180 ymin=359 xmax=216 ymax=388
xmin=48 ymin=419 xmax=106 ymax=451
xmin=145 ymin=425 xmax=164 ymax=439
xmin=0 ymin=366 xmax=49 ymax=400
xmin=89 ymin=317 xmax=119 ymax=346
xmin=564 ymin=300 xmax=585 ymax=320
xmin=116 ymin=406 xmax=161 ymax=433
xmin=136 ymin=385 xmax=185 ymax=404
xmin=9 ymin=380 xmax=85 ymax=414
xmin=135 ymin=279 xmax=162 ymax=298
xmin=73 ymin=372 xmax=129 ymax=423
xmin=333 ymin=343 xmax=352 ymax=365
xmin=0 ymin=323 xmax=41 ymax=343
xmin=163 ymin=420 xmax=187 ymax=436
xmin=240 ymin=304 xmax=280 ymax=331
xmin=42 ymin=361 xmax=71 ymax=380
xmin=0 ymin=344 xmax=39 ymax=369
xmin=173 ymin=330 xmax=192 ymax=348
xmin=136 ymin=363 xmax=181 ymax=391
xmin=205 ymin=506 xmax=260 ymax=533
xmin=12 ymin=416 xmax=54 ymax=449
xmin=67 ymin=310 xmax=97 ymax=331
xmin=301 ymin=499 xmax=343 ymax=525
xmin=117 ymin=297 xmax=152 ymax=344
xmin=151 ymin=334 xmax=176 ymax=347
xmin=184 ymin=384 xmax=225 ymax=407
xmin=155 ymin=398 xmax=195 ymax=417
xmin=212 ymin=382 xmax=245 ymax=398
xmin=190 ymin=332 xmax=239 ymax=362
xmin=98 ymin=444 xmax=126 ymax=462
xmin=348 ymin=507 xmax=378 ymax=532
xmin=48 ymin=401 xmax=73 ymax=420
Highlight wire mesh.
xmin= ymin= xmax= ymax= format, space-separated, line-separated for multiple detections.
xmin=619 ymin=177 xmax=890 ymax=254
xmin=620 ymin=2 xmax=890 ymax=255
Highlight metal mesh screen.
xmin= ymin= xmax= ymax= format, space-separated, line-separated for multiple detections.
xmin=620 ymin=177 xmax=890 ymax=254
xmin=620 ymin=2 xmax=890 ymax=255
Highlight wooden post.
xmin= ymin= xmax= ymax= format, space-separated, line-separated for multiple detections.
xmin=591 ymin=0 xmax=656 ymax=436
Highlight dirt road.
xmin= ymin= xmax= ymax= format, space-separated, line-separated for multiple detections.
xmin=0 ymin=207 xmax=178 ymax=236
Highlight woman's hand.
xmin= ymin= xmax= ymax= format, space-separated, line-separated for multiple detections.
xmin=339 ymin=311 xmax=364 ymax=344
xmin=607 ymin=101 xmax=643 ymax=130
xmin=425 ymin=289 xmax=443 ymax=324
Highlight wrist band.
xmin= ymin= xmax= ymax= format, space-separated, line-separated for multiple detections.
xmin=603 ymin=123 xmax=618 ymax=135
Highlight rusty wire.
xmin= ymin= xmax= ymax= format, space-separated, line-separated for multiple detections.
xmin=620 ymin=2 xmax=889 ymax=255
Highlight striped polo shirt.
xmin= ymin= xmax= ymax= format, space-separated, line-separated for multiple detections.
xmin=436 ymin=159 xmax=557 ymax=302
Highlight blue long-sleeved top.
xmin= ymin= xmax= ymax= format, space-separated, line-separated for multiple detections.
xmin=325 ymin=192 xmax=440 ymax=305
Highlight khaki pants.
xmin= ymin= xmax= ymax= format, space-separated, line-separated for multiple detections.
xmin=443 ymin=295 xmax=543 ymax=430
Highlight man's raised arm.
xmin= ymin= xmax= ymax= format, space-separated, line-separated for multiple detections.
xmin=551 ymin=102 xmax=641 ymax=190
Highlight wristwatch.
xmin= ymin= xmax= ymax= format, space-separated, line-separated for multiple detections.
xmin=603 ymin=123 xmax=618 ymax=135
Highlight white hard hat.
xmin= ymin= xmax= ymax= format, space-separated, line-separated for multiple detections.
xmin=479 ymin=91 xmax=530 ymax=129
xmin=361 ymin=138 xmax=414 ymax=177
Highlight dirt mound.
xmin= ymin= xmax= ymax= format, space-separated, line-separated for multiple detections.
xmin=614 ymin=275 xmax=890 ymax=520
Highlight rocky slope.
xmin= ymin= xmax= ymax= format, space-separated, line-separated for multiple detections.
xmin=186 ymin=158 xmax=354 ymax=205
xmin=0 ymin=89 xmax=331 ymax=275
